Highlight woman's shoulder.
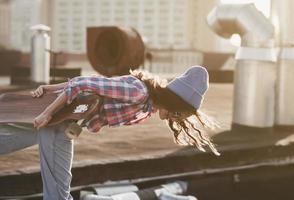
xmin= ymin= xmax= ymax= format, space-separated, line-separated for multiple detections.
xmin=112 ymin=74 xmax=142 ymax=84
xmin=120 ymin=75 xmax=149 ymax=97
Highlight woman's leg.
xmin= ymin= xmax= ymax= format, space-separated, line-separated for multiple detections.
xmin=38 ymin=122 xmax=74 ymax=200
xmin=0 ymin=124 xmax=37 ymax=155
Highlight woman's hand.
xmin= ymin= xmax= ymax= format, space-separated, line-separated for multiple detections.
xmin=34 ymin=112 xmax=52 ymax=130
xmin=31 ymin=85 xmax=47 ymax=98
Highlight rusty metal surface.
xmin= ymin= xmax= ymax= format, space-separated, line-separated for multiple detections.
xmin=87 ymin=26 xmax=145 ymax=76
xmin=0 ymin=50 xmax=22 ymax=75
xmin=0 ymin=92 xmax=99 ymax=125
xmin=0 ymin=92 xmax=57 ymax=124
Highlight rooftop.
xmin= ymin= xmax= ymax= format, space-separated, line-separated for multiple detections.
xmin=1 ymin=76 xmax=294 ymax=198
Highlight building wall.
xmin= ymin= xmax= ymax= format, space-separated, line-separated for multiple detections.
xmin=50 ymin=0 xmax=223 ymax=53
xmin=191 ymin=0 xmax=232 ymax=52
xmin=10 ymin=0 xmax=41 ymax=52
xmin=146 ymin=49 xmax=203 ymax=75
xmin=2 ymin=0 xmax=229 ymax=54
xmin=0 ymin=0 xmax=11 ymax=49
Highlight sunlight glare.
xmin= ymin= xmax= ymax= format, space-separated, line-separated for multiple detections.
xmin=230 ymin=34 xmax=241 ymax=47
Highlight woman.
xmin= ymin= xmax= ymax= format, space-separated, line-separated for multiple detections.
xmin=32 ymin=66 xmax=219 ymax=156
xmin=0 ymin=66 xmax=218 ymax=200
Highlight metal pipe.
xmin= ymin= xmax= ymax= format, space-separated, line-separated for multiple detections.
xmin=207 ymin=4 xmax=277 ymax=129
xmin=207 ymin=3 xmax=274 ymax=47
xmin=30 ymin=24 xmax=51 ymax=84
xmin=271 ymin=0 xmax=294 ymax=128
xmin=275 ymin=48 xmax=294 ymax=127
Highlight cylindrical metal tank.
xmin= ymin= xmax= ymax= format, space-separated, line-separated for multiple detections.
xmin=207 ymin=4 xmax=274 ymax=47
xmin=87 ymin=26 xmax=145 ymax=77
xmin=30 ymin=24 xmax=51 ymax=84
xmin=207 ymin=4 xmax=277 ymax=130
xmin=234 ymin=48 xmax=276 ymax=128
xmin=271 ymin=0 xmax=294 ymax=129
xmin=275 ymin=48 xmax=294 ymax=128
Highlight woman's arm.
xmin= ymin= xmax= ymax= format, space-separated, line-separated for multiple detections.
xmin=31 ymin=82 xmax=68 ymax=98
xmin=33 ymin=91 xmax=67 ymax=129
xmin=43 ymin=82 xmax=68 ymax=91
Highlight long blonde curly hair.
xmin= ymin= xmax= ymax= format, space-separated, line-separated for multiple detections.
xmin=131 ymin=69 xmax=220 ymax=156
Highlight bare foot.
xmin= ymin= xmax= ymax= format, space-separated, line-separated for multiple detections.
xmin=34 ymin=113 xmax=52 ymax=130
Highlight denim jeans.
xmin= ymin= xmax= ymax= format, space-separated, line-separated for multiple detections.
xmin=0 ymin=123 xmax=73 ymax=200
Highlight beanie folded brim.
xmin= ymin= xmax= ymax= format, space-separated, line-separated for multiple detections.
xmin=167 ymin=79 xmax=203 ymax=110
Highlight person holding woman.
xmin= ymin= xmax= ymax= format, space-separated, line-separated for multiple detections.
xmin=32 ymin=65 xmax=219 ymax=155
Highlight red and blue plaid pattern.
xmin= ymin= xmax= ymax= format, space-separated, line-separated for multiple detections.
xmin=63 ymin=75 xmax=152 ymax=133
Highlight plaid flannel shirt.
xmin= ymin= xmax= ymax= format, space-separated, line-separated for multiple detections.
xmin=63 ymin=75 xmax=153 ymax=133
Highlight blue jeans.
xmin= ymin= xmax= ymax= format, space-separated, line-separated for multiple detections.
xmin=0 ymin=123 xmax=73 ymax=200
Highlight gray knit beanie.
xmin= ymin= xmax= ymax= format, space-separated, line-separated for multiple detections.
xmin=167 ymin=66 xmax=209 ymax=109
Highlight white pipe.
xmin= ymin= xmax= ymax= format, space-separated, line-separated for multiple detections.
xmin=207 ymin=3 xmax=274 ymax=47
xmin=271 ymin=0 xmax=294 ymax=127
xmin=275 ymin=48 xmax=294 ymax=126
xmin=30 ymin=24 xmax=51 ymax=84
xmin=207 ymin=4 xmax=277 ymax=129
xmin=271 ymin=0 xmax=294 ymax=46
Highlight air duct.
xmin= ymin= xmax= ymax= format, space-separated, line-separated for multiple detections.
xmin=207 ymin=3 xmax=274 ymax=47
xmin=207 ymin=4 xmax=277 ymax=131
xmin=276 ymin=48 xmax=294 ymax=129
xmin=271 ymin=0 xmax=294 ymax=130
xmin=87 ymin=26 xmax=145 ymax=77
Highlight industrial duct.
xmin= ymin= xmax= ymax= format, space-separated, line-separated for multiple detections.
xmin=207 ymin=3 xmax=274 ymax=47
xmin=207 ymin=4 xmax=277 ymax=130
xmin=276 ymin=48 xmax=294 ymax=128
xmin=271 ymin=0 xmax=294 ymax=130
xmin=87 ymin=26 xmax=145 ymax=77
